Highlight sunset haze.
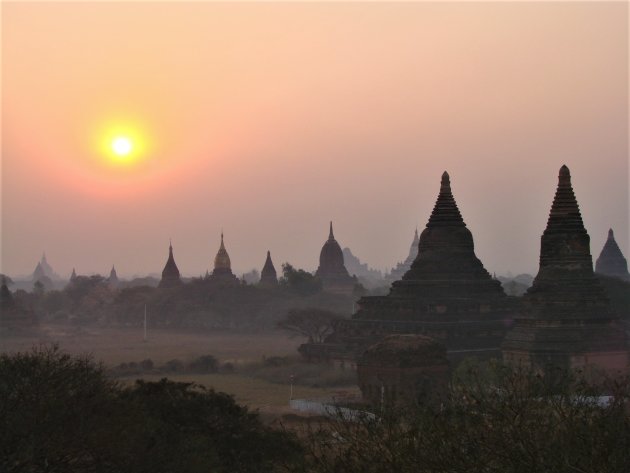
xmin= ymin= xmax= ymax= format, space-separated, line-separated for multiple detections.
xmin=2 ymin=1 xmax=628 ymax=279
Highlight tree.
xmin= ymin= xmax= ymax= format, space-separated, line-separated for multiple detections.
xmin=119 ymin=379 xmax=304 ymax=473
xmin=189 ymin=354 xmax=219 ymax=373
xmin=277 ymin=308 xmax=342 ymax=343
xmin=0 ymin=345 xmax=125 ymax=472
xmin=0 ymin=278 xmax=14 ymax=308
xmin=280 ymin=263 xmax=322 ymax=295
xmin=0 ymin=345 xmax=304 ymax=473
xmin=0 ymin=274 xmax=14 ymax=286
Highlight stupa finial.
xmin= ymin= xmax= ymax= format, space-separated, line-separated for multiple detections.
xmin=559 ymin=165 xmax=571 ymax=187
xmin=440 ymin=171 xmax=450 ymax=192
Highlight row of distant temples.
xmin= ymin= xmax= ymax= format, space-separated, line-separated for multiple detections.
xmin=157 ymin=224 xmax=358 ymax=293
xmin=300 ymin=166 xmax=629 ymax=396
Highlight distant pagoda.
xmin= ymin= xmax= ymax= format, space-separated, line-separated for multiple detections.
xmin=259 ymin=251 xmax=278 ymax=287
xmin=209 ymin=233 xmax=239 ymax=285
xmin=108 ymin=265 xmax=119 ymax=288
xmin=314 ymin=222 xmax=357 ymax=295
xmin=595 ymin=229 xmax=629 ymax=281
xmin=31 ymin=253 xmax=61 ymax=281
xmin=387 ymin=228 xmax=419 ymax=282
xmin=502 ymin=166 xmax=629 ymax=375
xmin=301 ymin=172 xmax=514 ymax=362
xmin=32 ymin=262 xmax=46 ymax=282
xmin=159 ymin=241 xmax=182 ymax=288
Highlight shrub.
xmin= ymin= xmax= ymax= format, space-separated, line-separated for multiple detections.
xmin=189 ymin=354 xmax=219 ymax=373
xmin=221 ymin=362 xmax=235 ymax=373
xmin=163 ymin=359 xmax=184 ymax=372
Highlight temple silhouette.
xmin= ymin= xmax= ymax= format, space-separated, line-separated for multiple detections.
xmin=159 ymin=241 xmax=182 ymax=288
xmin=208 ymin=233 xmax=239 ymax=285
xmin=502 ymin=166 xmax=629 ymax=376
xmin=386 ymin=228 xmax=419 ymax=282
xmin=259 ymin=251 xmax=278 ymax=287
xmin=595 ymin=228 xmax=629 ymax=281
xmin=300 ymin=171 xmax=516 ymax=363
xmin=314 ymin=222 xmax=357 ymax=295
xmin=14 ymin=165 xmax=627 ymax=379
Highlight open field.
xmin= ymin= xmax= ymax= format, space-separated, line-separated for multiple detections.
xmin=1 ymin=324 xmax=360 ymax=413
xmin=121 ymin=373 xmax=359 ymax=412
xmin=0 ymin=324 xmax=302 ymax=365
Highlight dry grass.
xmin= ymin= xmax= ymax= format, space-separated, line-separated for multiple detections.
xmin=1 ymin=324 xmax=360 ymax=415
xmin=1 ymin=324 xmax=302 ymax=366
xmin=120 ymin=372 xmax=358 ymax=411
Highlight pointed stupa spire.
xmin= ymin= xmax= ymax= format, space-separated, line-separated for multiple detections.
xmin=426 ymin=171 xmax=465 ymax=227
xmin=503 ymin=166 xmax=629 ymax=375
xmin=545 ymin=164 xmax=585 ymax=233
xmin=403 ymin=227 xmax=420 ymax=266
xmin=32 ymin=262 xmax=45 ymax=281
xmin=108 ymin=265 xmax=119 ymax=287
xmin=213 ymin=232 xmax=232 ymax=274
xmin=316 ymin=221 xmax=354 ymax=293
xmin=595 ymin=227 xmax=629 ymax=279
xmin=440 ymin=171 xmax=450 ymax=191
xmin=537 ymin=165 xmax=591 ymax=272
xmin=160 ymin=240 xmax=181 ymax=288
xmin=260 ymin=250 xmax=278 ymax=286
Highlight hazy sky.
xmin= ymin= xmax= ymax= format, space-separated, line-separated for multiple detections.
xmin=2 ymin=2 xmax=628 ymax=279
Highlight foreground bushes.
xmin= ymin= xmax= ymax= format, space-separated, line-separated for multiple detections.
xmin=303 ymin=362 xmax=630 ymax=473
xmin=3 ymin=346 xmax=629 ymax=473
xmin=0 ymin=346 xmax=303 ymax=473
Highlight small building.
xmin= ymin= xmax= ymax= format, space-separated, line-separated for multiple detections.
xmin=357 ymin=334 xmax=450 ymax=407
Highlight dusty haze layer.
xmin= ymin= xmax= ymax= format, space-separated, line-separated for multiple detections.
xmin=2 ymin=2 xmax=628 ymax=278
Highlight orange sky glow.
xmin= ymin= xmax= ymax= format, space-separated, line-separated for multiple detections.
xmin=2 ymin=2 xmax=628 ymax=278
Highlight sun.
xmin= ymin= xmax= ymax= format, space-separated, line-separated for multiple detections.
xmin=111 ymin=136 xmax=133 ymax=157
xmin=96 ymin=122 xmax=150 ymax=167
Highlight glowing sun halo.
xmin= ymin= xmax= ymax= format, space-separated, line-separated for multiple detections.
xmin=111 ymin=136 xmax=133 ymax=157
xmin=96 ymin=122 xmax=150 ymax=169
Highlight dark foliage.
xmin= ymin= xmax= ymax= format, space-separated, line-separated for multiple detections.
xmin=0 ymin=346 xmax=304 ymax=473
xmin=280 ymin=264 xmax=322 ymax=296
xmin=188 ymin=354 xmax=219 ymax=373
xmin=302 ymin=362 xmax=630 ymax=473
xmin=277 ymin=308 xmax=342 ymax=343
